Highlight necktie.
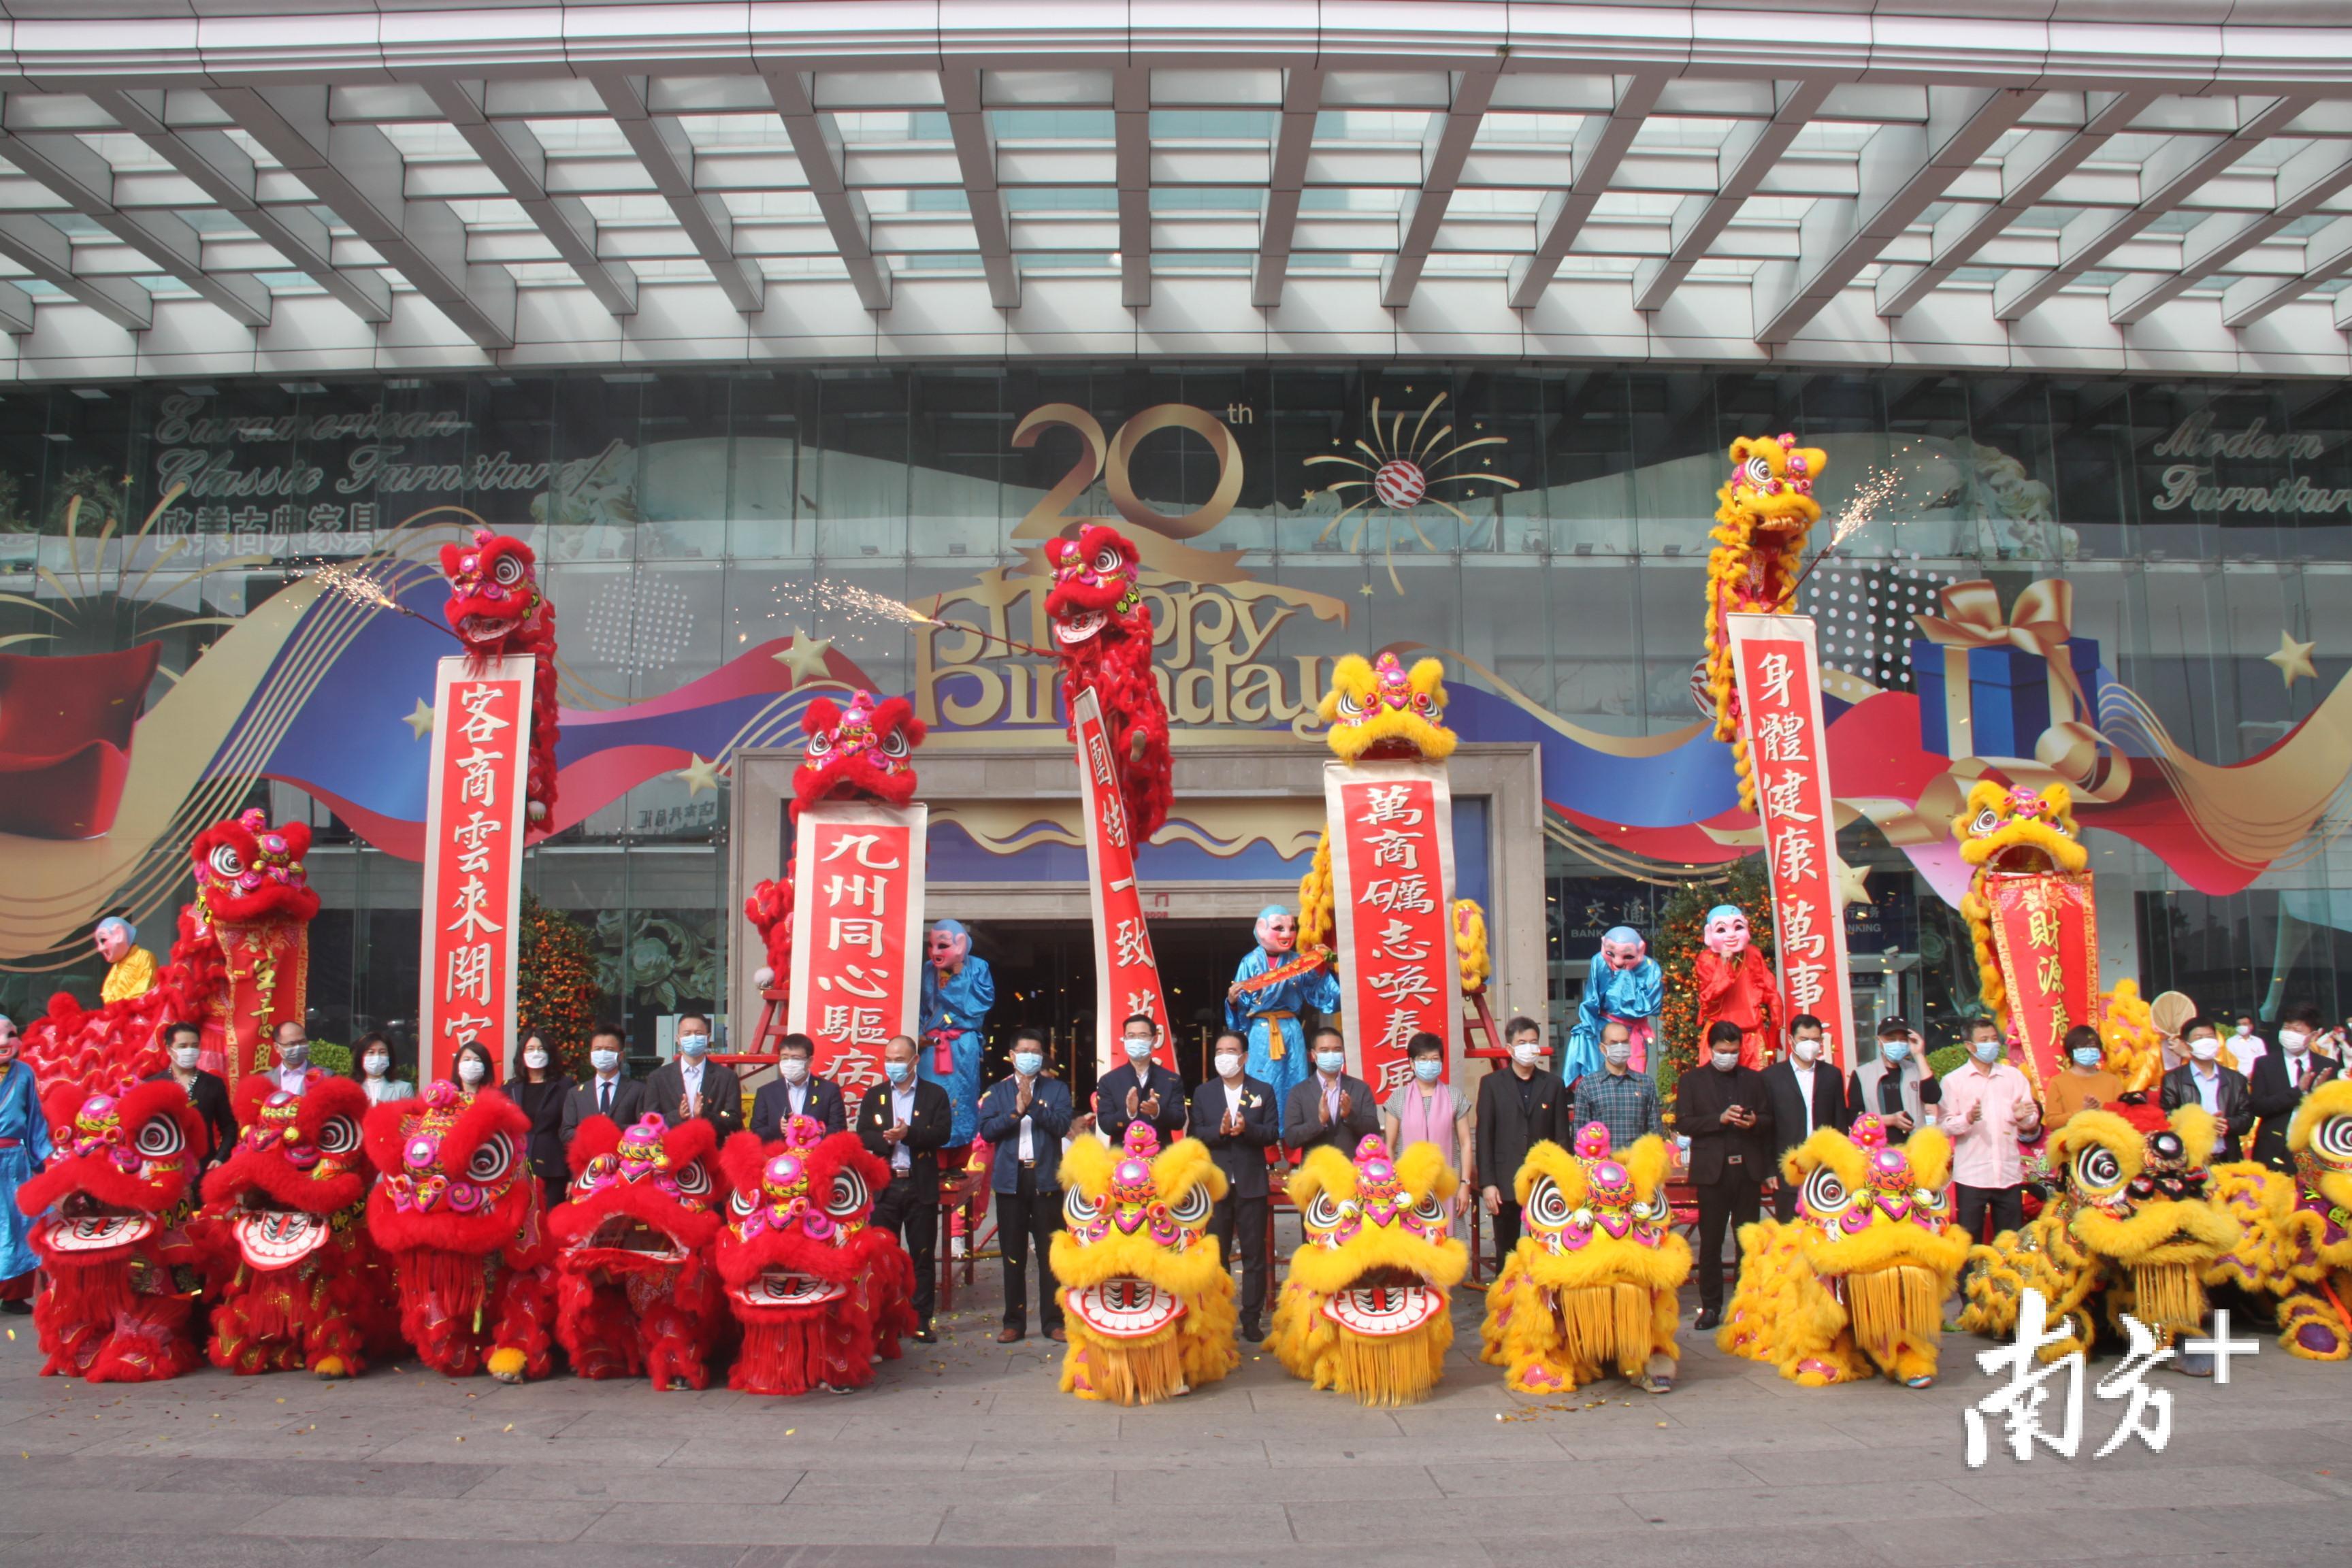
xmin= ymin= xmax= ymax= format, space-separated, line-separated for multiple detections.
xmin=600 ymin=1081 xmax=611 ymax=1115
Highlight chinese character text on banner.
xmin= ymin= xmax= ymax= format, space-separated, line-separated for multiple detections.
xmin=1324 ymin=760 xmax=1461 ymax=1096
xmin=1726 ymin=613 xmax=1856 ymax=1069
xmin=1984 ymin=870 xmax=2097 ymax=1096
xmin=1071 ymin=687 xmax=1171 ymax=1073
xmin=416 ymin=655 xmax=534 ymax=1085
xmin=787 ymin=801 xmax=926 ymax=1098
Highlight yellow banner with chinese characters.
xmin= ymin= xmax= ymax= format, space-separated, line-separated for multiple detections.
xmin=1982 ymin=870 xmax=2098 ymax=1097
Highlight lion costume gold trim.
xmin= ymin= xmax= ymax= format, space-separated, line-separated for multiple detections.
xmin=2204 ymin=1079 xmax=2352 ymax=1360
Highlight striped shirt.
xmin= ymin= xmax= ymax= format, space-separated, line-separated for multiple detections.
xmin=1571 ymin=1068 xmax=1663 ymax=1152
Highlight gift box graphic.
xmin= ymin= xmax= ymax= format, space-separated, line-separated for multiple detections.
xmin=1911 ymin=581 xmax=2104 ymax=761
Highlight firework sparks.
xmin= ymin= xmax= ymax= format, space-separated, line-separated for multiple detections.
xmin=306 ymin=561 xmax=462 ymax=641
xmin=1791 ymin=464 xmax=1906 ymax=594
xmin=757 ymin=577 xmax=1064 ymax=659
xmin=1303 ymin=391 xmax=1519 ymax=592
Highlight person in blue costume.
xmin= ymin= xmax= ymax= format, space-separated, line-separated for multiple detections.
xmin=919 ymin=918 xmax=994 ymax=1150
xmin=1563 ymin=926 xmax=1664 ymax=1086
xmin=0 ymin=1016 xmax=54 ymax=1313
xmin=1224 ymin=905 xmax=1340 ymax=1135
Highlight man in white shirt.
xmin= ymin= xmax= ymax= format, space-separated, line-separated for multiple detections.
xmin=1186 ymin=1027 xmax=1279 ymax=1341
xmin=1760 ymin=1013 xmax=1852 ymax=1220
xmin=975 ymin=1030 xmax=1075 ymax=1344
xmin=859 ymin=1035 xmax=952 ymax=1341
xmin=647 ymin=1013 xmax=742 ymax=1134
xmin=270 ymin=1021 xmax=325 ymax=1096
xmin=747 ymin=1032 xmax=848 ymax=1139
xmin=563 ymin=1026 xmax=649 ymax=1143
xmin=2230 ymin=1013 xmax=2269 ymax=1078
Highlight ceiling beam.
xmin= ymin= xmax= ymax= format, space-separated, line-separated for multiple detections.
xmin=1634 ymin=79 xmax=1829 ymax=314
xmin=1116 ymin=67 xmax=1149 ymax=309
xmin=1509 ymin=72 xmax=1669 ymax=310
xmin=2220 ymin=213 xmax=2352 ymax=328
xmin=594 ymin=74 xmax=764 ymax=315
xmin=760 ymin=65 xmax=889 ymax=312
xmin=87 ymin=87 xmax=391 ymax=325
xmin=1874 ymin=90 xmax=2152 ymax=318
xmin=1754 ymin=86 xmax=2036 ymax=345
xmin=939 ymin=68 xmax=1017 ymax=310
xmin=0 ymin=212 xmax=148 ymax=330
xmin=2108 ymin=136 xmax=2352 ymax=324
xmin=1991 ymin=95 xmax=2308 ymax=322
xmin=1380 ymin=69 xmax=1495 ymax=309
xmin=1252 ymin=67 xmax=1322 ymax=310
xmin=423 ymin=78 xmax=637 ymax=319
xmin=207 ymin=84 xmax=516 ymax=349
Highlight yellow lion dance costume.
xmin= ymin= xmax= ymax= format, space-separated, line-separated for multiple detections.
xmin=1958 ymin=1102 xmax=2240 ymax=1358
xmin=1719 ymin=1114 xmax=1969 ymax=1387
xmin=1701 ymin=434 xmax=1827 ymax=812
xmin=1271 ymin=1134 xmax=1467 ymax=1406
xmin=1480 ymin=1124 xmax=1688 ymax=1394
xmin=1955 ymin=779 xmax=2164 ymax=1092
xmin=2202 ymin=1079 xmax=2352 ymax=1360
xmin=1049 ymin=1122 xmax=1236 ymax=1405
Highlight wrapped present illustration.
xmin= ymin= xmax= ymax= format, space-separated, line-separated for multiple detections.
xmin=1910 ymin=581 xmax=2104 ymax=762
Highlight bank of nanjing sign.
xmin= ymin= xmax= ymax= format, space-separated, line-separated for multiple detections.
xmin=2149 ymin=414 xmax=2346 ymax=514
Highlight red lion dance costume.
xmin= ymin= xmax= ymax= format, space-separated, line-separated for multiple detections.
xmin=440 ymin=528 xmax=559 ymax=828
xmin=742 ymin=689 xmax=926 ymax=998
xmin=1044 ymin=523 xmax=1171 ymax=840
xmin=17 ymin=1079 xmax=208 ymax=1381
xmin=549 ymin=1112 xmax=729 ymax=1391
xmin=202 ymin=1077 xmax=398 ymax=1378
xmin=716 ymin=1115 xmax=917 ymax=1395
xmin=20 ymin=809 xmax=318 ymax=1099
xmin=363 ymin=1081 xmax=556 ymax=1382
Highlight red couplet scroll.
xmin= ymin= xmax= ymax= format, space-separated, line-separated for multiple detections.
xmin=786 ymin=801 xmax=927 ymax=1097
xmin=417 ymin=655 xmax=534 ymax=1085
xmin=1324 ymin=759 xmax=1461 ymax=1096
xmin=1071 ymin=687 xmax=1172 ymax=1073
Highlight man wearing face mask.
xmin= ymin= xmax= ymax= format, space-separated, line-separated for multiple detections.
xmin=1848 ymin=1019 xmax=1938 ymax=1141
xmin=647 ymin=1014 xmax=742 ymax=1136
xmin=2044 ymin=1024 xmax=2125 ymax=1134
xmin=1475 ymin=1017 xmax=1569 ymax=1265
xmin=145 ymin=1020 xmax=235 ymax=1168
xmin=1940 ymin=1019 xmax=2042 ymax=1242
xmin=1759 ymin=1014 xmax=1852 ymax=1221
xmin=1189 ymin=1027 xmax=1277 ymax=1341
xmin=977 ymin=1028 xmax=1075 ymax=1343
xmin=1284 ymin=1026 xmax=1380 ymax=1162
xmin=749 ymin=1033 xmax=848 ymax=1141
xmin=270 ymin=1020 xmax=327 ymax=1096
xmin=1676 ymin=1020 xmax=1772 ymax=1330
xmin=862 ymin=1034 xmax=951 ymax=1342
xmin=2249 ymin=1006 xmax=2339 ymax=1171
xmin=353 ymin=1031 xmax=414 ymax=1105
xmin=2161 ymin=1019 xmax=2254 ymax=1164
xmin=0 ymin=1015 xmax=50 ymax=1315
xmin=2230 ymin=1013 xmax=2269 ymax=1078
xmin=564 ymin=1025 xmax=649 ymax=1144
xmin=1570 ymin=1018 xmax=1663 ymax=1155
xmin=1094 ymin=1014 xmax=1188 ymax=1146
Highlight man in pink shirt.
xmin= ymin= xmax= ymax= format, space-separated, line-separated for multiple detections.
xmin=1939 ymin=1018 xmax=2043 ymax=1243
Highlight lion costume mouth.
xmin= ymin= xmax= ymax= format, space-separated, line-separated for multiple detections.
xmin=1052 ymin=610 xmax=1107 ymax=645
xmin=730 ymin=1269 xmax=845 ymax=1309
xmin=1066 ymin=1277 xmax=1186 ymax=1341
xmin=578 ymin=1213 xmax=687 ymax=1264
xmin=458 ymin=612 xmax=521 ymax=644
xmin=233 ymin=1209 xmax=331 ymax=1271
xmin=44 ymin=1213 xmax=154 ymax=1253
xmin=1323 ymin=1266 xmax=1446 ymax=1337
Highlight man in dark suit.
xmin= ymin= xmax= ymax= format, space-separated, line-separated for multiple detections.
xmin=859 ymin=1034 xmax=952 ymax=1341
xmin=148 ymin=1019 xmax=236 ymax=1168
xmin=2161 ymin=1019 xmax=2256 ymax=1164
xmin=1095 ymin=1013 xmax=1188 ymax=1146
xmin=1284 ymin=1026 xmax=1380 ymax=1161
xmin=1473 ymin=1015 xmax=1567 ymax=1267
xmin=975 ymin=1029 xmax=1074 ymax=1343
xmin=564 ymin=1026 xmax=649 ymax=1143
xmin=1188 ymin=1028 xmax=1279 ymax=1341
xmin=1759 ymin=1013 xmax=1853 ymax=1220
xmin=2250 ymin=1009 xmax=2340 ymax=1170
xmin=644 ymin=1014 xmax=743 ymax=1136
xmin=747 ymin=1032 xmax=848 ymax=1142
xmin=1676 ymin=1019 xmax=1774 ymax=1330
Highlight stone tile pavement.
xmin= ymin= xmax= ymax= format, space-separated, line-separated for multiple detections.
xmin=1 ymin=1275 xmax=2347 ymax=1566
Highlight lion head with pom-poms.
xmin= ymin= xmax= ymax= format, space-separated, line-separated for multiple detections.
xmin=1701 ymin=434 xmax=1827 ymax=810
xmin=1270 ymin=1133 xmax=1468 ymax=1406
xmin=193 ymin=808 xmax=319 ymax=926
xmin=2202 ymin=1079 xmax=2352 ymax=1362
xmin=1719 ymin=1115 xmax=1968 ymax=1386
xmin=439 ymin=527 xmax=560 ymax=825
xmin=792 ymin=689 xmax=925 ymax=812
xmin=1043 ymin=523 xmax=1171 ymax=842
xmin=1320 ymin=651 xmax=1454 ymax=764
xmin=549 ymin=1112 xmax=729 ymax=1390
xmin=1480 ymin=1124 xmax=1690 ymax=1394
xmin=1050 ymin=1122 xmax=1235 ymax=1405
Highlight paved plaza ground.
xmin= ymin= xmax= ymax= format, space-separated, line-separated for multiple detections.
xmin=2 ymin=1262 xmax=2347 ymax=1568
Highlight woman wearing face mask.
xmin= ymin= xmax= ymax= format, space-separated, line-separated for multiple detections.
xmin=509 ymin=1033 xmax=571 ymax=1205
xmin=2043 ymin=1024 xmax=2125 ymax=1134
xmin=146 ymin=1019 xmax=237 ymax=1168
xmin=1382 ymin=1032 xmax=1471 ymax=1228
xmin=350 ymin=1031 xmax=414 ymax=1105
xmin=448 ymin=1039 xmax=502 ymax=1099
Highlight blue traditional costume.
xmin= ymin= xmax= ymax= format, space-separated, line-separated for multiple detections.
xmin=1564 ymin=925 xmax=1664 ymax=1083
xmin=1225 ymin=905 xmax=1340 ymax=1133
xmin=919 ymin=918 xmax=994 ymax=1149
xmin=0 ymin=1026 xmax=54 ymax=1294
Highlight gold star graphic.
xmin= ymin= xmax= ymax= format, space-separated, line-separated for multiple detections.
xmin=2266 ymin=627 xmax=2317 ymax=687
xmin=1301 ymin=489 xmax=1318 ymax=505
xmin=1358 ymin=583 xmax=1375 ymax=598
xmin=1835 ymin=857 xmax=1871 ymax=909
xmin=402 ymin=698 xmax=434 ymax=740
xmin=676 ymin=753 xmax=721 ymax=796
xmin=774 ymin=630 xmax=834 ymax=683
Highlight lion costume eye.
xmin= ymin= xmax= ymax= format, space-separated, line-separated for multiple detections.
xmin=672 ymin=1160 xmax=711 ymax=1198
xmin=804 ymin=730 xmax=833 ymax=758
xmin=1305 ymin=1191 xmax=1345 ymax=1230
xmin=1971 ymin=808 xmax=1999 ymax=836
xmin=1743 ymin=455 xmax=1773 ymax=489
xmin=1409 ymin=1191 xmax=1446 ymax=1225
xmin=2315 ymin=1114 xmax=2352 ymax=1163
xmin=730 ymin=1188 xmax=758 ymax=1218
xmin=466 ymin=1135 xmax=514 ymax=1185
xmin=2072 ymin=1145 xmax=2125 ymax=1194
xmin=1801 ymin=1167 xmax=1852 ymax=1215
xmin=133 ymin=1115 xmax=184 ymax=1160
xmin=1525 ymin=1176 xmax=1571 ymax=1229
xmin=208 ymin=843 xmax=244 ymax=880
xmin=1335 ymin=690 xmax=1364 ymax=718
xmin=880 ymin=729 xmax=910 ymax=758
xmin=1064 ymin=1188 xmax=1103 ymax=1228
xmin=1166 ymin=1184 xmax=1212 ymax=1228
xmin=316 ymin=1115 xmax=361 ymax=1156
xmin=826 ymin=1167 xmax=869 ymax=1218
xmin=1090 ymin=545 xmax=1122 ymax=575
xmin=1913 ymin=1186 xmax=1947 ymax=1212
xmin=491 ymin=555 xmax=524 ymax=586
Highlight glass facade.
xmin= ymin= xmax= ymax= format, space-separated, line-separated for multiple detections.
xmin=7 ymin=365 xmax=2352 ymax=1056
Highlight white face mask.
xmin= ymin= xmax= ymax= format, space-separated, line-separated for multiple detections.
xmin=1511 ymin=1043 xmax=1543 ymax=1068
xmin=1791 ymin=1038 xmax=1820 ymax=1064
xmin=2191 ymin=1036 xmax=2221 ymax=1062
xmin=780 ymin=1058 xmax=811 ymax=1084
xmin=278 ymin=1041 xmax=308 ymax=1068
xmin=2235 ymin=1024 xmax=2252 ymax=1037
xmin=678 ymin=1033 xmax=708 ymax=1058
xmin=363 ymin=1054 xmax=389 ymax=1077
xmin=2282 ymin=1028 xmax=2310 ymax=1053
xmin=1603 ymin=1041 xmax=1631 ymax=1066
xmin=590 ymin=1047 xmax=620 ymax=1073
xmin=1214 ymin=1052 xmax=1243 ymax=1079
xmin=458 ymin=1058 xmax=487 ymax=1084
xmin=1124 ymin=1038 xmax=1155 ymax=1064
xmin=1711 ymin=1051 xmax=1740 ymax=1072
xmin=523 ymin=1047 xmax=549 ymax=1071
xmin=172 ymin=1045 xmax=201 ymax=1071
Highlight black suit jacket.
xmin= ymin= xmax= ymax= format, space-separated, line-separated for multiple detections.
xmin=748 ymin=1077 xmax=848 ymax=1143
xmin=1759 ymin=1058 xmax=1852 ymax=1166
xmin=859 ymin=1078 xmax=953 ymax=1194
xmin=1474 ymin=1066 xmax=1567 ymax=1196
xmin=564 ymin=1075 xmax=650 ymax=1143
xmin=2249 ymin=1049 xmax=2340 ymax=1169
xmin=146 ymin=1069 xmax=236 ymax=1167
xmin=1675 ymin=1063 xmax=1774 ymax=1185
xmin=2161 ymin=1061 xmax=2256 ymax=1162
xmin=1096 ymin=1061 xmax=1189 ymax=1145
xmin=1186 ymin=1074 xmax=1280 ymax=1198
xmin=645 ymin=1058 xmax=745 ymax=1136
xmin=1284 ymin=1074 xmax=1381 ymax=1160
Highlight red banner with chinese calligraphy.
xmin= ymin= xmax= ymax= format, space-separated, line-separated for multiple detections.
xmin=1726 ymin=613 xmax=1857 ymax=1070
xmin=1324 ymin=760 xmax=1462 ymax=1098
xmin=206 ymin=921 xmax=311 ymax=1093
xmin=1984 ymin=870 xmax=2097 ymax=1096
xmin=416 ymin=655 xmax=534 ymax=1085
xmin=786 ymin=801 xmax=926 ymax=1098
xmin=1071 ymin=687 xmax=1171 ymax=1073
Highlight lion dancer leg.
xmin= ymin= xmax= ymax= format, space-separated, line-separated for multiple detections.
xmin=730 ymin=1313 xmax=832 ymax=1396
xmin=487 ymin=1260 xmax=556 ymax=1384
xmin=555 ymin=1271 xmax=642 ymax=1380
xmin=642 ymin=1269 xmax=724 ymax=1392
